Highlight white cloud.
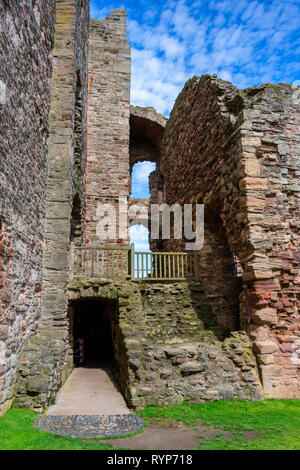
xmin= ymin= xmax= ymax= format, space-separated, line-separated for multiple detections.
xmin=90 ymin=1 xmax=110 ymax=18
xmin=134 ymin=161 xmax=156 ymax=184
xmin=218 ymin=70 xmax=232 ymax=82
xmin=130 ymin=45 xmax=186 ymax=113
xmin=92 ymin=0 xmax=300 ymax=116
xmin=130 ymin=161 xmax=157 ymax=199
xmin=129 ymin=224 xmax=150 ymax=252
xmin=90 ymin=1 xmax=126 ymax=19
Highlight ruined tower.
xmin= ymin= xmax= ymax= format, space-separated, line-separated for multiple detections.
xmin=0 ymin=0 xmax=299 ymax=416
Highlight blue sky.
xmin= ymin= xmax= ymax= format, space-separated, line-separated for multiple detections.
xmin=130 ymin=161 xmax=156 ymax=199
xmin=129 ymin=161 xmax=156 ymax=250
xmin=91 ymin=0 xmax=300 ymax=116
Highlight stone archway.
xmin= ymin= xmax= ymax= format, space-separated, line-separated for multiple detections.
xmin=66 ymin=284 xmax=140 ymax=408
xmin=130 ymin=107 xmax=167 ymax=204
xmin=68 ymin=298 xmax=119 ymax=369
xmin=130 ymin=106 xmax=167 ymax=251
xmin=130 ymin=105 xmax=167 ymax=172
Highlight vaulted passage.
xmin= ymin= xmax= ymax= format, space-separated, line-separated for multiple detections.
xmin=66 ymin=295 xmax=132 ymax=410
xmin=45 ymin=297 xmax=132 ymax=416
xmin=70 ymin=298 xmax=117 ymax=368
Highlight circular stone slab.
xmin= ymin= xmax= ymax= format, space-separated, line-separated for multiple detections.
xmin=35 ymin=414 xmax=144 ymax=438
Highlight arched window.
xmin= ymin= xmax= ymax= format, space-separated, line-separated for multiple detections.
xmin=129 ymin=224 xmax=150 ymax=252
xmin=130 ymin=161 xmax=156 ymax=199
xmin=129 ymin=161 xmax=156 ymax=252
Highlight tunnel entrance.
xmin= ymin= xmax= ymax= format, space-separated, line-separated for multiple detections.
xmin=49 ymin=297 xmax=133 ymax=414
xmin=70 ymin=298 xmax=117 ymax=369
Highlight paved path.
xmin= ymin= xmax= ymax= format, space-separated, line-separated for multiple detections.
xmin=46 ymin=365 xmax=130 ymax=416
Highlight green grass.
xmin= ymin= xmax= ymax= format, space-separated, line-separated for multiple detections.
xmin=0 ymin=409 xmax=115 ymax=450
xmin=1 ymin=400 xmax=300 ymax=450
xmin=140 ymin=399 xmax=300 ymax=450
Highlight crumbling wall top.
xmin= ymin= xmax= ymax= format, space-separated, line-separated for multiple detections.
xmin=89 ymin=9 xmax=128 ymax=39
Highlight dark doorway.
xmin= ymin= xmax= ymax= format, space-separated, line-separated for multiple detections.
xmin=67 ymin=297 xmax=131 ymax=406
xmin=72 ymin=299 xmax=116 ymax=368
xmin=196 ymin=207 xmax=243 ymax=334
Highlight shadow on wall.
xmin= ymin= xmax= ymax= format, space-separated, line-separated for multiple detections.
xmin=195 ymin=208 xmax=243 ymax=336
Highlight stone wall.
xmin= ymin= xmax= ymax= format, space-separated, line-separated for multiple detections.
xmin=14 ymin=0 xmax=90 ymax=411
xmin=84 ymin=11 xmax=131 ymax=245
xmin=39 ymin=0 xmax=89 ymax=331
xmin=239 ymin=83 xmax=300 ymax=397
xmin=2 ymin=4 xmax=299 ymax=412
xmin=0 ymin=0 xmax=56 ymax=415
xmin=68 ymin=280 xmax=263 ymax=409
xmin=160 ymin=75 xmax=300 ymax=398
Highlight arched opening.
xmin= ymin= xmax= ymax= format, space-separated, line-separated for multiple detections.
xmin=130 ymin=106 xmax=167 ymax=251
xmin=130 ymin=161 xmax=156 ymax=199
xmin=129 ymin=223 xmax=150 ymax=252
xmin=129 ymin=160 xmax=154 ymax=253
xmin=60 ymin=297 xmax=132 ymax=412
xmin=69 ymin=298 xmax=119 ymax=369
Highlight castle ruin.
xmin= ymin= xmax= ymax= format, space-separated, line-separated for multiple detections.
xmin=0 ymin=0 xmax=299 ymax=415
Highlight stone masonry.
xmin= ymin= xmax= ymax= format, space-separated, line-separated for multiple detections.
xmin=84 ymin=13 xmax=131 ymax=246
xmin=13 ymin=0 xmax=90 ymax=411
xmin=160 ymin=76 xmax=300 ymax=398
xmin=0 ymin=2 xmax=299 ymax=414
xmin=0 ymin=0 xmax=56 ymax=415
xmin=65 ymin=280 xmax=262 ymax=409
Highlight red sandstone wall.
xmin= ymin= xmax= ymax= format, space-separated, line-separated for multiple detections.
xmin=0 ymin=0 xmax=56 ymax=413
xmin=160 ymin=75 xmax=300 ymax=398
xmin=239 ymin=84 xmax=300 ymax=397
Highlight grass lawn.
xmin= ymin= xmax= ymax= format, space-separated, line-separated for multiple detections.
xmin=140 ymin=399 xmax=300 ymax=450
xmin=0 ymin=409 xmax=115 ymax=450
xmin=0 ymin=399 xmax=299 ymax=450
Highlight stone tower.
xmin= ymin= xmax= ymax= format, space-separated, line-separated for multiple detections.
xmin=0 ymin=0 xmax=299 ymax=415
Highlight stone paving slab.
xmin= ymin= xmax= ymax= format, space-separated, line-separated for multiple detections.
xmin=35 ymin=414 xmax=144 ymax=438
xmin=46 ymin=366 xmax=130 ymax=416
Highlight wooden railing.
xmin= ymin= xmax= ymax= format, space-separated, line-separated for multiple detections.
xmin=70 ymin=244 xmax=198 ymax=281
xmin=70 ymin=245 xmax=131 ymax=280
xmin=134 ymin=251 xmax=197 ymax=280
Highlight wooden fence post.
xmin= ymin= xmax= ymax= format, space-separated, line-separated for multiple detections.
xmin=130 ymin=243 xmax=135 ymax=279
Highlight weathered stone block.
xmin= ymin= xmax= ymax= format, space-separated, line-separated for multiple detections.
xmin=27 ymin=377 xmax=49 ymax=394
xmin=252 ymin=308 xmax=277 ymax=325
xmin=253 ymin=340 xmax=279 ymax=355
xmin=180 ymin=362 xmax=204 ymax=375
